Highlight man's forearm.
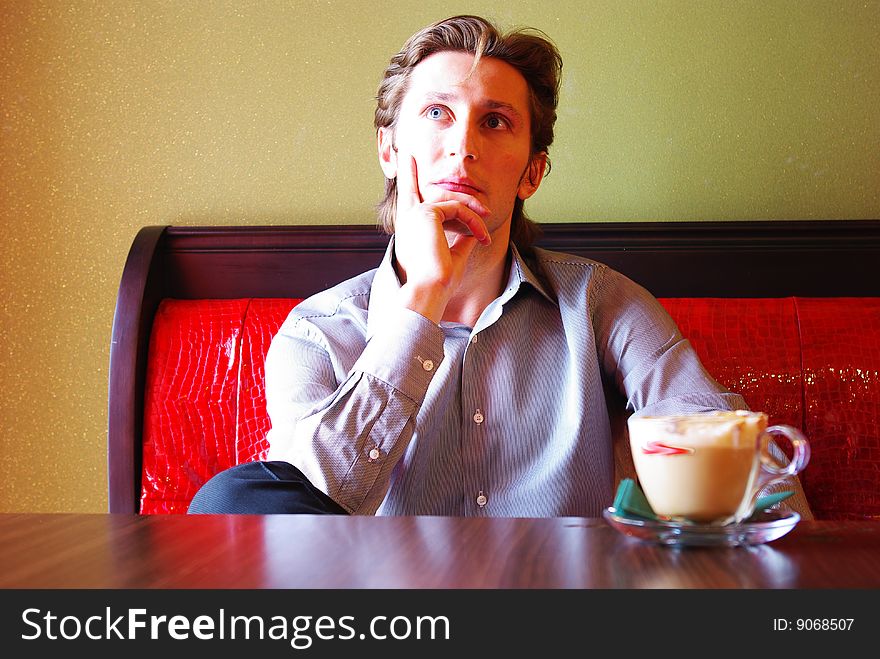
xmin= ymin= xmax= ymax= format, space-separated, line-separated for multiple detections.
xmin=265 ymin=308 xmax=444 ymax=513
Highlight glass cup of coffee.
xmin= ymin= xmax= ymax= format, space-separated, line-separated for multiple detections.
xmin=627 ymin=410 xmax=810 ymax=525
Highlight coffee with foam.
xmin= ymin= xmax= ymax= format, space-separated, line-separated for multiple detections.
xmin=628 ymin=411 xmax=772 ymax=524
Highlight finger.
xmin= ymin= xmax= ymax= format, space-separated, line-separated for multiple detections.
xmin=420 ymin=188 xmax=491 ymax=219
xmin=408 ymin=156 xmax=422 ymax=204
xmin=432 ymin=200 xmax=492 ymax=245
xmin=447 ymin=193 xmax=491 ymax=220
xmin=396 ymin=155 xmax=423 ymax=215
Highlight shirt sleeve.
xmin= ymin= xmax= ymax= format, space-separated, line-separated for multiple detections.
xmin=591 ymin=266 xmax=748 ymax=416
xmin=264 ymin=306 xmax=444 ymax=514
xmin=592 ymin=267 xmax=815 ymax=519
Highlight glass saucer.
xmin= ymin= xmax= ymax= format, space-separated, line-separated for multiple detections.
xmin=602 ymin=507 xmax=800 ymax=547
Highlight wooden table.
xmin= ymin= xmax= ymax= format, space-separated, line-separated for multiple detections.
xmin=2 ymin=514 xmax=878 ymax=589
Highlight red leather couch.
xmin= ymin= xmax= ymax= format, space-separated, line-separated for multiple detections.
xmin=108 ymin=222 xmax=880 ymax=520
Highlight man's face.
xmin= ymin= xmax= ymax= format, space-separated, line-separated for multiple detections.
xmin=379 ymin=50 xmax=545 ymax=237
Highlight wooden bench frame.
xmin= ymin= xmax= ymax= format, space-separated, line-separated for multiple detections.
xmin=108 ymin=220 xmax=880 ymax=513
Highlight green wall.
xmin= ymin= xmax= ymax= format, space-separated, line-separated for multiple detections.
xmin=1 ymin=0 xmax=877 ymax=512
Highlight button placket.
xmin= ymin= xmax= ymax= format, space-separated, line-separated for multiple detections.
xmin=460 ymin=331 xmax=487 ymax=514
xmin=464 ymin=336 xmax=484 ymax=427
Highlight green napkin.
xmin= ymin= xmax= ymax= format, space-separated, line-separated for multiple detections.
xmin=612 ymin=478 xmax=794 ymax=524
xmin=613 ymin=478 xmax=657 ymax=520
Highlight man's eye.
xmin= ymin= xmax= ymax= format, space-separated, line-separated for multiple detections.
xmin=427 ymin=107 xmax=444 ymax=120
xmin=486 ymin=115 xmax=507 ymax=129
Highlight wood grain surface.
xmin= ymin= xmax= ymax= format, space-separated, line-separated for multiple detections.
xmin=2 ymin=514 xmax=878 ymax=589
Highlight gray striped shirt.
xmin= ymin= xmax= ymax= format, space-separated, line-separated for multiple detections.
xmin=265 ymin=242 xmax=746 ymax=516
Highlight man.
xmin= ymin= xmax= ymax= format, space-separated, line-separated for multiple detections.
xmin=189 ymin=15 xmax=807 ymax=517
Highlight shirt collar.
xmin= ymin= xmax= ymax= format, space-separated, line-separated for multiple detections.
xmin=367 ymin=238 xmax=556 ymax=339
xmin=507 ymin=243 xmax=556 ymax=306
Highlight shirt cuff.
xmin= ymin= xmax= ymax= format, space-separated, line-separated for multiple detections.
xmin=356 ymin=307 xmax=444 ymax=402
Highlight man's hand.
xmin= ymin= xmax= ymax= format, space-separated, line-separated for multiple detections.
xmin=394 ymin=156 xmax=492 ymax=323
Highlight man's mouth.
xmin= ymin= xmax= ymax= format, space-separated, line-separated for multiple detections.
xmin=433 ymin=178 xmax=483 ymax=195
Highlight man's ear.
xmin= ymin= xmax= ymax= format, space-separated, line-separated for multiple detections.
xmin=517 ymin=152 xmax=548 ymax=200
xmin=377 ymin=127 xmax=398 ymax=179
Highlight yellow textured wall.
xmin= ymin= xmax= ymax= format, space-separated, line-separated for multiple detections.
xmin=1 ymin=1 xmax=877 ymax=512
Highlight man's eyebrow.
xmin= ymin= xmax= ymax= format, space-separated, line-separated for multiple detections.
xmin=422 ymin=92 xmax=525 ymax=121
xmin=485 ymin=99 xmax=524 ymax=121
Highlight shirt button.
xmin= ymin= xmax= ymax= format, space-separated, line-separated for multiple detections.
xmin=368 ymin=448 xmax=380 ymax=460
xmin=473 ymin=409 xmax=484 ymax=424
xmin=476 ymin=492 xmax=488 ymax=507
xmin=471 ymin=335 xmax=478 ymax=344
xmin=422 ymin=359 xmax=434 ymax=372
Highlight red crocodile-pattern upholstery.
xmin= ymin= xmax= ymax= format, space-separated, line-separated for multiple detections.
xmin=140 ymin=296 xmax=880 ymax=519
xmin=140 ymin=298 xmax=300 ymax=514
xmin=141 ymin=299 xmax=248 ymax=514
xmin=236 ymin=299 xmax=302 ymax=465
xmin=659 ymin=298 xmax=803 ymax=430
xmin=797 ymin=298 xmax=880 ymax=520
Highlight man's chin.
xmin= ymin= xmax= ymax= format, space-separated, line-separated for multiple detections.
xmin=443 ymin=223 xmax=478 ymax=245
xmin=444 ymin=219 xmax=510 ymax=248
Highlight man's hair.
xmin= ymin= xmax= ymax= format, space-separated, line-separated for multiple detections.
xmin=374 ymin=15 xmax=562 ymax=251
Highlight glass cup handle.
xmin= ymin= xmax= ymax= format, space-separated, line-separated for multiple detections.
xmin=735 ymin=425 xmax=810 ymax=523
xmin=752 ymin=424 xmax=811 ymax=495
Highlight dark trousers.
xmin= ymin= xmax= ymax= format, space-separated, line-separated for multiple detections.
xmin=187 ymin=461 xmax=349 ymax=515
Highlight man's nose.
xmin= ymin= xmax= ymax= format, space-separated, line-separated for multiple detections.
xmin=446 ymin=121 xmax=479 ymax=161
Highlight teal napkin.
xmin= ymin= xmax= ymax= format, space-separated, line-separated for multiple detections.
xmin=612 ymin=478 xmax=794 ymax=524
